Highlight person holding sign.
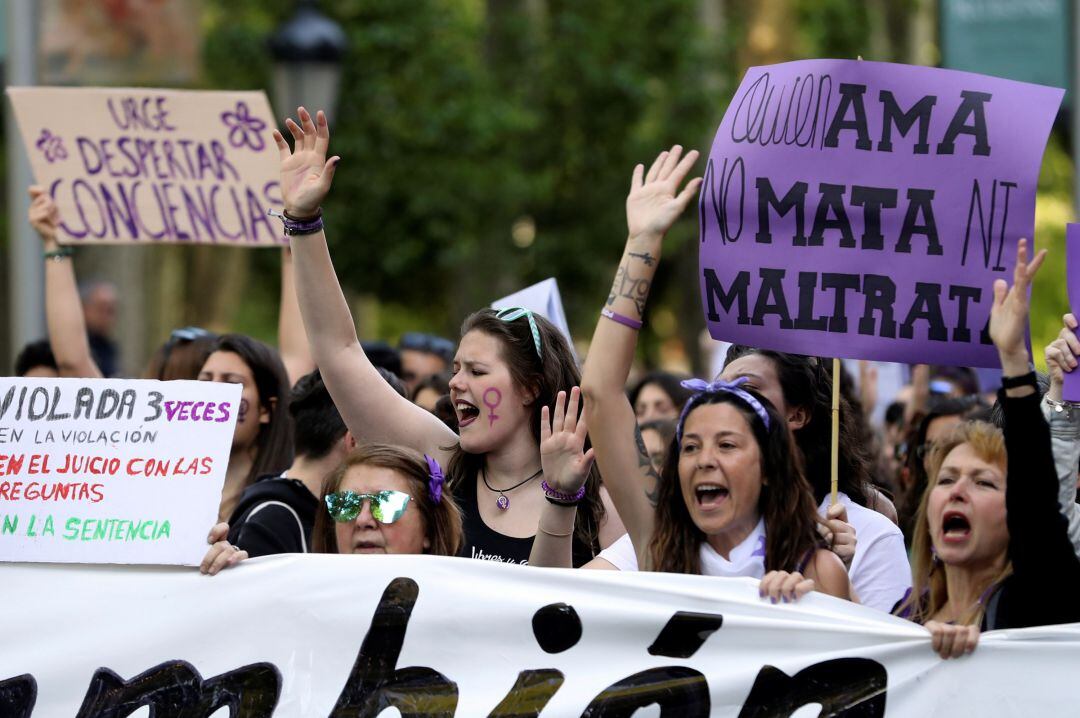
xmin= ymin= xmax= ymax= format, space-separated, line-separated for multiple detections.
xmin=896 ymin=240 xmax=1080 ymax=657
xmin=716 ymin=347 xmax=911 ymax=612
xmin=530 ymin=147 xmax=850 ymax=602
xmin=201 ymin=444 xmax=462 ymax=573
xmin=1039 ymin=313 xmax=1080 ymax=558
xmin=275 ymin=107 xmax=621 ymax=565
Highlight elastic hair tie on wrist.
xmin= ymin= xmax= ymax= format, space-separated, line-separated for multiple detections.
xmin=44 ymin=247 xmax=74 ymax=261
xmin=600 ymin=308 xmax=642 ymax=330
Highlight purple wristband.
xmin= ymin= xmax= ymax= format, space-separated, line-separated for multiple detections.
xmin=601 ymin=307 xmax=643 ymax=331
xmin=268 ymin=209 xmax=324 ymax=236
xmin=541 ymin=479 xmax=587 ymax=505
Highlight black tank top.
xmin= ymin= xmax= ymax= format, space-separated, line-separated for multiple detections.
xmin=456 ymin=473 xmax=595 ymax=567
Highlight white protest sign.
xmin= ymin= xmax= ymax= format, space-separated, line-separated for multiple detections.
xmin=0 ymin=378 xmax=239 ymax=565
xmin=6 ymin=86 xmax=283 ymax=246
xmin=492 ymin=277 xmax=574 ymax=350
xmin=3 ymin=555 xmax=1079 ymax=716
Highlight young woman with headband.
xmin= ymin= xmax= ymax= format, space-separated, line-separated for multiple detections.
xmin=529 ymin=147 xmax=850 ymax=602
xmin=269 ymin=107 xmax=622 ymax=565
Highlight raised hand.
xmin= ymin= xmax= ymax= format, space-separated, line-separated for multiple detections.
xmin=626 ymin=145 xmax=703 ymax=241
xmin=272 ymin=107 xmax=339 ymax=218
xmin=989 ymin=238 xmax=1047 ymax=366
xmin=540 ymin=387 xmax=595 ymax=493
xmin=1045 ymin=314 xmax=1080 ymax=395
xmin=28 ymin=185 xmax=60 ymax=246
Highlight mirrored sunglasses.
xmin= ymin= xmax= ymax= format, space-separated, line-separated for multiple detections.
xmin=324 ymin=490 xmax=412 ymax=524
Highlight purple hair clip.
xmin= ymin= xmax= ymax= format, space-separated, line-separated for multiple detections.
xmin=425 ymin=454 xmax=445 ymax=504
xmin=676 ymin=377 xmax=771 ymax=442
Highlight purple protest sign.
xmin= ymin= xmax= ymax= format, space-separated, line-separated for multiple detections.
xmin=699 ymin=60 xmax=1063 ymax=367
xmin=1063 ymin=225 xmax=1080 ymax=402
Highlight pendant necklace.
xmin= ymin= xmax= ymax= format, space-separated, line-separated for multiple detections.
xmin=481 ymin=465 xmax=543 ymax=510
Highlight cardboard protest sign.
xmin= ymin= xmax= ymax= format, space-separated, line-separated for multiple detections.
xmin=699 ymin=60 xmax=1063 ymax=366
xmin=493 ymin=277 xmax=575 ymax=350
xmin=1064 ymin=224 xmax=1080 ymax=401
xmin=0 ymin=378 xmax=239 ymax=565
xmin=7 ymin=87 xmax=284 ymax=246
xmin=5 ymin=556 xmax=1080 ymax=716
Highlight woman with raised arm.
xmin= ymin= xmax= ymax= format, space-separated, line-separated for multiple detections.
xmin=895 ymin=239 xmax=1080 ymax=658
xmin=27 ymin=187 xmax=314 ymax=385
xmin=274 ymin=107 xmax=619 ymax=564
xmin=530 ymin=148 xmax=849 ymax=601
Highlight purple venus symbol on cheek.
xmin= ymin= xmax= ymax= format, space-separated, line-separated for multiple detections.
xmin=483 ymin=388 xmax=502 ymax=427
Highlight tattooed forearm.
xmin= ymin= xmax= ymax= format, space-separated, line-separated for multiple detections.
xmin=634 ymin=426 xmax=662 ymax=508
xmin=628 ymin=251 xmax=655 ymax=266
xmin=606 ymin=262 xmax=651 ymax=316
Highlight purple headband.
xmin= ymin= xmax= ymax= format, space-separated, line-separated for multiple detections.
xmin=424 ymin=454 xmax=445 ymax=504
xmin=676 ymin=377 xmax=771 ymax=442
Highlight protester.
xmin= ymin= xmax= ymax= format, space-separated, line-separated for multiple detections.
xmin=201 ymin=444 xmax=463 ymax=573
xmin=13 ymin=340 xmax=58 ymax=378
xmin=896 ymin=240 xmax=1080 ymax=658
xmin=1037 ymin=313 xmax=1080 ymax=556
xmin=718 ymin=347 xmax=910 ymax=611
xmin=526 ymin=147 xmax=849 ymax=602
xmin=399 ymin=332 xmax=456 ymax=395
xmin=411 ymin=372 xmax=451 ymax=413
xmin=274 ymin=106 xmax=621 ymax=565
xmin=628 ymin=370 xmax=693 ymax=424
xmin=79 ymin=279 xmax=120 ymax=376
xmin=225 ymin=369 xmax=355 ymax=556
xmin=142 ymin=327 xmax=218 ymax=382
xmin=198 ymin=334 xmax=294 ymax=522
xmin=898 ymin=394 xmax=989 ymax=543
xmin=27 ymin=185 xmax=315 ymax=385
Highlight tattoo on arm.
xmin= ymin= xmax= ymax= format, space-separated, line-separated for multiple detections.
xmin=606 ymin=262 xmax=652 ymax=316
xmin=634 ymin=426 xmax=661 ymax=508
xmin=628 ymin=251 xmax=655 ymax=266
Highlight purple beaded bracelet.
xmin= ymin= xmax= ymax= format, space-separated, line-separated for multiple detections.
xmin=268 ymin=208 xmax=324 ymax=236
xmin=601 ymin=307 xmax=643 ymax=331
xmin=541 ymin=479 xmax=586 ymax=505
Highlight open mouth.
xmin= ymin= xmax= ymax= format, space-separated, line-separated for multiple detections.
xmin=695 ymin=484 xmax=730 ymax=509
xmin=353 ymin=540 xmax=385 ymax=553
xmin=941 ymin=512 xmax=971 ymax=541
xmin=455 ymin=400 xmax=480 ymax=428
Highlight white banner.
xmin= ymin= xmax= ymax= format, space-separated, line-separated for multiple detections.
xmin=2 ymin=555 xmax=1078 ymax=716
xmin=0 ymin=378 xmax=239 ymax=565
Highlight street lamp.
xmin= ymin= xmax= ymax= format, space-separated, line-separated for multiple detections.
xmin=268 ymin=0 xmax=348 ymax=122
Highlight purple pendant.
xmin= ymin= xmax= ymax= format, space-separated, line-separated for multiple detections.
xmin=496 ymin=495 xmax=510 ymax=510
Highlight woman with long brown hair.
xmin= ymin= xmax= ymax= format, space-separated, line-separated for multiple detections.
xmin=271 ymin=107 xmax=621 ymax=565
xmin=528 ymin=147 xmax=849 ymax=602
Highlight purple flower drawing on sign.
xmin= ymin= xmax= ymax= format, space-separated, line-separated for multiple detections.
xmin=220 ymin=101 xmax=267 ymax=151
xmin=35 ymin=129 xmax=67 ymax=163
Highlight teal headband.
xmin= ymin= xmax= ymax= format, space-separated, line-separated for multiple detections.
xmin=495 ymin=307 xmax=542 ymax=359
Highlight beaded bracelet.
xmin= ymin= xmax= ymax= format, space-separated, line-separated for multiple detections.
xmin=601 ymin=307 xmax=643 ymax=331
xmin=267 ymin=208 xmax=324 ymax=236
xmin=541 ymin=479 xmax=586 ymax=506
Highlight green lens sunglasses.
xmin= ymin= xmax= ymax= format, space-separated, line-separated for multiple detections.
xmin=324 ymin=490 xmax=412 ymax=524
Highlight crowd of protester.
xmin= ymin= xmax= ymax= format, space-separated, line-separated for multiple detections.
xmin=11 ymin=107 xmax=1080 ymax=662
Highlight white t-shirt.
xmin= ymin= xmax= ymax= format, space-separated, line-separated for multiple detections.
xmin=819 ymin=492 xmax=911 ymax=613
xmin=596 ymin=494 xmax=911 ymax=613
xmin=597 ymin=518 xmax=767 ymax=578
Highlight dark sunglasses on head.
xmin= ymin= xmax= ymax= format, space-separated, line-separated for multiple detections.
xmin=158 ymin=326 xmax=217 ymax=380
xmin=325 ymin=490 xmax=412 ymax=524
